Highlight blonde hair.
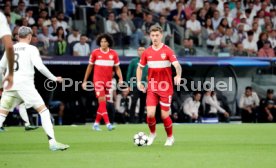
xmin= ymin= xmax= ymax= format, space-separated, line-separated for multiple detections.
xmin=149 ymin=25 xmax=163 ymax=34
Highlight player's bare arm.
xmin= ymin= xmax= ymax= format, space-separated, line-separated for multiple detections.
xmin=82 ymin=64 xmax=93 ymax=90
xmin=114 ymin=65 xmax=123 ymax=84
xmin=2 ymin=35 xmax=14 ymax=90
xmin=172 ymin=61 xmax=182 ymax=85
xmin=136 ymin=66 xmax=146 ymax=93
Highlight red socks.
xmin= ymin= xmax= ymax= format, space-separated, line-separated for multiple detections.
xmin=95 ymin=101 xmax=110 ymax=124
xmin=95 ymin=113 xmax=102 ymax=124
xmin=147 ymin=117 xmax=156 ymax=134
xmin=163 ymin=117 xmax=173 ymax=137
xmin=102 ymin=112 xmax=110 ymax=124
xmin=147 ymin=116 xmax=173 ymax=137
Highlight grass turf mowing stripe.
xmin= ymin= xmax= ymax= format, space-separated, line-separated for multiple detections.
xmin=0 ymin=124 xmax=275 ymax=168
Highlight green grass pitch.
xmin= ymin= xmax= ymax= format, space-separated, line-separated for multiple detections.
xmin=0 ymin=124 xmax=276 ymax=168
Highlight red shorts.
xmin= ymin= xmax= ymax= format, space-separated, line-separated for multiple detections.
xmin=94 ymin=81 xmax=112 ymax=101
xmin=146 ymin=91 xmax=172 ymax=111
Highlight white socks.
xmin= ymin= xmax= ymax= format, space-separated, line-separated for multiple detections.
xmin=39 ymin=109 xmax=56 ymax=144
xmin=18 ymin=104 xmax=30 ymax=127
xmin=0 ymin=113 xmax=7 ymax=128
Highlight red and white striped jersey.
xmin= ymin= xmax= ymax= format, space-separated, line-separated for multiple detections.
xmin=89 ymin=48 xmax=119 ymax=82
xmin=139 ymin=44 xmax=178 ymax=95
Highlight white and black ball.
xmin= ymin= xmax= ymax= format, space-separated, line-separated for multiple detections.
xmin=133 ymin=132 xmax=148 ymax=146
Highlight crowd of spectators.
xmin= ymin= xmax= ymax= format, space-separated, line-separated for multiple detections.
xmin=0 ymin=0 xmax=275 ymax=57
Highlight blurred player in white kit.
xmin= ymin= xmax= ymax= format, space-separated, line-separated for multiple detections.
xmin=0 ymin=26 xmax=69 ymax=151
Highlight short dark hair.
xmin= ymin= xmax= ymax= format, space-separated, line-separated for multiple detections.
xmin=26 ymin=7 xmax=33 ymax=12
xmin=245 ymin=9 xmax=251 ymax=14
xmin=40 ymin=9 xmax=48 ymax=14
xmin=193 ymin=91 xmax=201 ymax=96
xmin=212 ymin=0 xmax=219 ymax=5
xmin=204 ymin=0 xmax=209 ymax=4
xmin=247 ymin=30 xmax=254 ymax=36
xmin=139 ymin=38 xmax=146 ymax=47
xmin=245 ymin=86 xmax=252 ymax=91
xmin=72 ymin=27 xmax=79 ymax=32
xmin=108 ymin=12 xmax=115 ymax=17
xmin=18 ymin=0 xmax=25 ymax=5
xmin=5 ymin=13 xmax=10 ymax=17
xmin=96 ymin=33 xmax=114 ymax=47
xmin=58 ymin=11 xmax=64 ymax=15
xmin=191 ymin=12 xmax=197 ymax=16
xmin=267 ymin=89 xmax=274 ymax=94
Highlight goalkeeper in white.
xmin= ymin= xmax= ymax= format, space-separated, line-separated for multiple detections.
xmin=0 ymin=26 xmax=69 ymax=151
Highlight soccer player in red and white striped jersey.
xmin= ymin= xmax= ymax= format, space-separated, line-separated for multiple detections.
xmin=82 ymin=34 xmax=123 ymax=131
xmin=136 ymin=25 xmax=182 ymax=146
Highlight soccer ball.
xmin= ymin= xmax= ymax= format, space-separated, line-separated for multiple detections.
xmin=133 ymin=132 xmax=148 ymax=146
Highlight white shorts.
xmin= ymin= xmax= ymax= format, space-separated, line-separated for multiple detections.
xmin=0 ymin=89 xmax=45 ymax=111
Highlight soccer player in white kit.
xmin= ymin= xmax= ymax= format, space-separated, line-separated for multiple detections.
xmin=0 ymin=12 xmax=14 ymax=90
xmin=0 ymin=26 xmax=69 ymax=151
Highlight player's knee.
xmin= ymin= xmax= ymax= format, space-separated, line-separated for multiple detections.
xmin=146 ymin=106 xmax=156 ymax=118
xmin=35 ymin=105 xmax=47 ymax=113
xmin=0 ymin=109 xmax=9 ymax=116
xmin=147 ymin=109 xmax=155 ymax=118
xmin=161 ymin=109 xmax=170 ymax=119
xmin=147 ymin=113 xmax=155 ymax=118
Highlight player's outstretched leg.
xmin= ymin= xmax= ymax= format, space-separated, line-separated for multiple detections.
xmin=38 ymin=106 xmax=69 ymax=151
xmin=163 ymin=116 xmax=174 ymax=146
xmin=18 ymin=104 xmax=39 ymax=131
xmin=0 ymin=113 xmax=8 ymax=132
xmin=146 ymin=116 xmax=156 ymax=146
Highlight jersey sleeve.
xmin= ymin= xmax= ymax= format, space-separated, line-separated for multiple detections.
xmin=167 ymin=47 xmax=178 ymax=64
xmin=0 ymin=12 xmax=12 ymax=38
xmin=31 ymin=47 xmax=57 ymax=81
xmin=89 ymin=50 xmax=96 ymax=64
xmin=138 ymin=50 xmax=147 ymax=67
xmin=114 ymin=51 xmax=120 ymax=66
